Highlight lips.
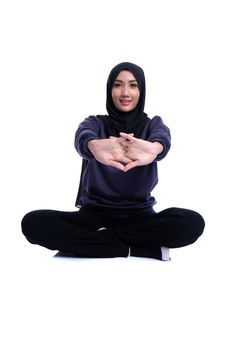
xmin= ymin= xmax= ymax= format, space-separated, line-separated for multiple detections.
xmin=120 ymin=99 xmax=131 ymax=105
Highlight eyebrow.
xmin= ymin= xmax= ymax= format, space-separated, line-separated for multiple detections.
xmin=114 ymin=79 xmax=138 ymax=83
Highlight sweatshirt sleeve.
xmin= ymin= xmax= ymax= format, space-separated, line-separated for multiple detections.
xmin=74 ymin=116 xmax=101 ymax=160
xmin=147 ymin=116 xmax=171 ymax=161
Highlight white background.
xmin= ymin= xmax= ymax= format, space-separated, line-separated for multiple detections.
xmin=0 ymin=0 xmax=233 ymax=349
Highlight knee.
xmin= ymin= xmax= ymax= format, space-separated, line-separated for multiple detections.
xmin=188 ymin=210 xmax=205 ymax=237
xmin=167 ymin=207 xmax=205 ymax=240
xmin=21 ymin=210 xmax=41 ymax=243
xmin=178 ymin=209 xmax=205 ymax=244
xmin=21 ymin=210 xmax=35 ymax=231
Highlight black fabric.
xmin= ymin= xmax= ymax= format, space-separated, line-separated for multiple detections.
xmin=105 ymin=62 xmax=149 ymax=137
xmin=21 ymin=207 xmax=205 ymax=259
xmin=75 ymin=159 xmax=88 ymax=208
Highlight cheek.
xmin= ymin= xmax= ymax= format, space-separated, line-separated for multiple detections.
xmin=111 ymin=90 xmax=117 ymax=101
xmin=111 ymin=91 xmax=119 ymax=107
xmin=133 ymin=91 xmax=140 ymax=105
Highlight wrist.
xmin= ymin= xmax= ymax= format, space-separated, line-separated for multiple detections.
xmin=87 ymin=139 xmax=99 ymax=153
xmin=153 ymin=141 xmax=164 ymax=155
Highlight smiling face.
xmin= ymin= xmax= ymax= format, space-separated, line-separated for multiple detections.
xmin=111 ymin=70 xmax=140 ymax=112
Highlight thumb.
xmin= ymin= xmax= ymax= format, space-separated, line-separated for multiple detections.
xmin=124 ymin=160 xmax=140 ymax=172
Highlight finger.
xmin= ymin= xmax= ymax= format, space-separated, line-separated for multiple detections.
xmin=119 ymin=132 xmax=134 ymax=137
xmin=118 ymin=156 xmax=133 ymax=164
xmin=117 ymin=136 xmax=129 ymax=143
xmin=108 ymin=160 xmax=125 ymax=171
xmin=124 ymin=160 xmax=140 ymax=172
xmin=119 ymin=132 xmax=132 ymax=138
xmin=112 ymin=154 xmax=133 ymax=164
xmin=119 ymin=132 xmax=135 ymax=141
xmin=121 ymin=140 xmax=130 ymax=147
xmin=110 ymin=136 xmax=123 ymax=145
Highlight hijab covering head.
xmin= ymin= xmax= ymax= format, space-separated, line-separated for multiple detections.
xmin=105 ymin=62 xmax=148 ymax=137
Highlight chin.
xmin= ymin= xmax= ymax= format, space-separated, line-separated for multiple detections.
xmin=119 ymin=106 xmax=133 ymax=112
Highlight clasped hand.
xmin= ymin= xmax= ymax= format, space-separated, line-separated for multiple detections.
xmin=88 ymin=133 xmax=163 ymax=172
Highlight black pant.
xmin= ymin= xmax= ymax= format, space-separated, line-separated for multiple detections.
xmin=21 ymin=205 xmax=205 ymax=259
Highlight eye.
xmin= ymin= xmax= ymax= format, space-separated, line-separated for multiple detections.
xmin=113 ymin=82 xmax=122 ymax=88
xmin=130 ymin=82 xmax=138 ymax=88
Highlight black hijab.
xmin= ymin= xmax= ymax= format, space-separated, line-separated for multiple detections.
xmin=105 ymin=62 xmax=149 ymax=137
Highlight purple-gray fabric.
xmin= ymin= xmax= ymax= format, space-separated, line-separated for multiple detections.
xmin=74 ymin=115 xmax=171 ymax=209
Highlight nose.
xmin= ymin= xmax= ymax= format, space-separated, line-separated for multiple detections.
xmin=121 ymin=85 xmax=129 ymax=97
